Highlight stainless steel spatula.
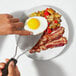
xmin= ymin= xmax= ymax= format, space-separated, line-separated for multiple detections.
xmin=2 ymin=34 xmax=42 ymax=76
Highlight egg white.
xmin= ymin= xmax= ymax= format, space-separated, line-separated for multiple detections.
xmin=24 ymin=16 xmax=48 ymax=35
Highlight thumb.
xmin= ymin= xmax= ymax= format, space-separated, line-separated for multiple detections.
xmin=8 ymin=61 xmax=15 ymax=75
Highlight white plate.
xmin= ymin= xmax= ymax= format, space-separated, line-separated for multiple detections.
xmin=15 ymin=5 xmax=69 ymax=60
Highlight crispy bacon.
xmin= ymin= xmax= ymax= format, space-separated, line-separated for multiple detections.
xmin=29 ymin=49 xmax=36 ymax=53
xmin=45 ymin=37 xmax=67 ymax=48
xmin=38 ymin=27 xmax=64 ymax=46
xmin=29 ymin=27 xmax=67 ymax=53
xmin=33 ymin=27 xmax=64 ymax=47
xmin=44 ymin=27 xmax=64 ymax=41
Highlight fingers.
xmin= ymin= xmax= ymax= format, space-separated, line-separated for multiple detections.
xmin=0 ymin=70 xmax=2 ymax=76
xmin=0 ymin=59 xmax=20 ymax=76
xmin=7 ymin=14 xmax=13 ymax=18
xmin=15 ymin=66 xmax=20 ymax=76
xmin=13 ymin=22 xmax=24 ymax=29
xmin=3 ymin=14 xmax=13 ymax=18
xmin=8 ymin=61 xmax=15 ymax=75
xmin=11 ymin=22 xmax=33 ymax=35
xmin=9 ymin=18 xmax=19 ymax=23
xmin=0 ymin=63 xmax=5 ymax=69
xmin=0 ymin=63 xmax=5 ymax=76
xmin=13 ymin=30 xmax=33 ymax=35
xmin=0 ymin=14 xmax=33 ymax=36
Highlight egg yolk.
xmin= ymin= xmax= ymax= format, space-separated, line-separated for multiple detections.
xmin=27 ymin=18 xmax=40 ymax=30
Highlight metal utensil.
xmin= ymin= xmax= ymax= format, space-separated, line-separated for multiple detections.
xmin=2 ymin=34 xmax=42 ymax=76
xmin=2 ymin=36 xmax=24 ymax=76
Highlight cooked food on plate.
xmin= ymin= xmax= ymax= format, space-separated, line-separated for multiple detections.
xmin=24 ymin=17 xmax=48 ymax=35
xmin=25 ymin=8 xmax=68 ymax=53
xmin=45 ymin=37 xmax=67 ymax=48
xmin=29 ymin=37 xmax=67 ymax=53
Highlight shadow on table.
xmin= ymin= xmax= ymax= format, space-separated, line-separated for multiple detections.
xmin=0 ymin=36 xmax=7 ymax=51
xmin=11 ymin=10 xmax=26 ymax=22
xmin=33 ymin=60 xmax=65 ymax=76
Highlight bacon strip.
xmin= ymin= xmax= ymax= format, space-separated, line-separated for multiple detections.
xmin=45 ymin=37 xmax=67 ymax=48
xmin=29 ymin=27 xmax=66 ymax=53
xmin=44 ymin=27 xmax=64 ymax=41
xmin=37 ymin=27 xmax=64 ymax=46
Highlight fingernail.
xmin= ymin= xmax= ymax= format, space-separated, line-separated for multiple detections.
xmin=10 ymin=61 xmax=14 ymax=66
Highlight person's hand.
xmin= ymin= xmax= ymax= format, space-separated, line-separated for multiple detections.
xmin=0 ymin=59 xmax=20 ymax=76
xmin=0 ymin=14 xmax=32 ymax=35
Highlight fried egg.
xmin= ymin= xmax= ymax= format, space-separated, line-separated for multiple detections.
xmin=24 ymin=16 xmax=48 ymax=35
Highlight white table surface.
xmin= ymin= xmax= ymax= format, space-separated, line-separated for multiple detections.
xmin=0 ymin=0 xmax=76 ymax=76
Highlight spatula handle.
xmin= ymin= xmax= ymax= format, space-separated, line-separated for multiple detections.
xmin=2 ymin=58 xmax=17 ymax=76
